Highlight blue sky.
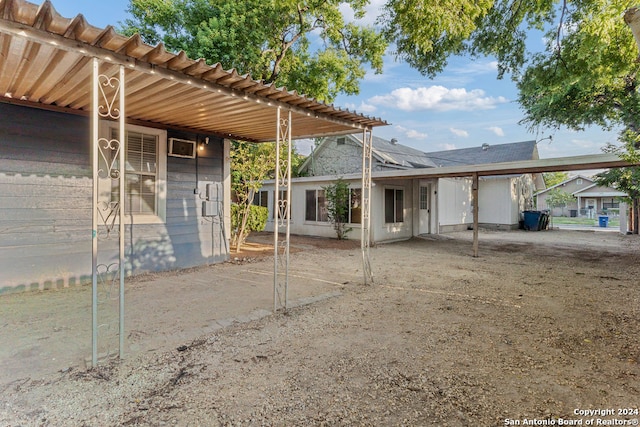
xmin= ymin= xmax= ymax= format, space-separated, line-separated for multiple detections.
xmin=49 ymin=0 xmax=620 ymax=159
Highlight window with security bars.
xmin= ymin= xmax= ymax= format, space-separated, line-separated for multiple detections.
xmin=419 ymin=187 xmax=429 ymax=210
xmin=602 ymin=198 xmax=619 ymax=209
xmin=111 ymin=128 xmax=158 ymax=215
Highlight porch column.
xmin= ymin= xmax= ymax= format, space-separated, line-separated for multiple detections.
xmin=577 ymin=196 xmax=581 ymax=217
xmin=91 ymin=59 xmax=126 ymax=366
xmin=223 ymin=139 xmax=232 ymax=255
xmin=620 ymin=201 xmax=628 ymax=234
xmin=361 ymin=129 xmax=374 ymax=284
xmin=472 ymin=173 xmax=479 ymax=257
xmin=273 ymin=107 xmax=292 ymax=311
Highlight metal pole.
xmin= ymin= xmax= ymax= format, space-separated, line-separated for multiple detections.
xmin=118 ymin=65 xmax=125 ymax=359
xmin=273 ymin=107 xmax=292 ymax=311
xmin=361 ymin=129 xmax=373 ymax=284
xmin=273 ymin=108 xmax=280 ymax=312
xmin=285 ymin=110 xmax=292 ymax=308
xmin=472 ymin=173 xmax=479 ymax=257
xmin=91 ymin=58 xmax=99 ymax=367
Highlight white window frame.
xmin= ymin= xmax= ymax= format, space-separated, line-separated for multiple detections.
xmin=305 ymin=189 xmax=329 ymax=223
xmin=252 ymin=189 xmax=269 ymax=210
xmin=384 ymin=186 xmax=404 ymax=224
xmin=349 ymin=187 xmax=362 ymax=224
xmin=99 ymin=121 xmax=167 ymax=224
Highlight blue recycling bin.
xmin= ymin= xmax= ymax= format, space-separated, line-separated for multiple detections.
xmin=523 ymin=211 xmax=543 ymax=231
xmin=598 ymin=216 xmax=609 ymax=227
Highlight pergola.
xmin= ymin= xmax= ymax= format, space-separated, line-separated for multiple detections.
xmin=0 ymin=0 xmax=387 ymax=365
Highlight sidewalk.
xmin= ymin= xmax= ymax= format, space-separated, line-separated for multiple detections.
xmin=0 ymin=237 xmax=362 ymax=387
xmin=552 ymin=223 xmax=622 ymax=232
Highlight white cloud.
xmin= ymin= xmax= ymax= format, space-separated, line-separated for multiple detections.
xmin=487 ymin=126 xmax=505 ymax=137
xmin=570 ymin=138 xmax=601 ymax=149
xmin=395 ymin=125 xmax=428 ymax=140
xmin=406 ymin=129 xmax=428 ymax=139
xmin=449 ymin=60 xmax=499 ymax=75
xmin=449 ymin=127 xmax=469 ymax=138
xmin=369 ymin=86 xmax=508 ymax=112
xmin=356 ymin=102 xmax=378 ymax=114
xmin=343 ymin=101 xmax=377 ymax=114
xmin=339 ymin=0 xmax=386 ymax=26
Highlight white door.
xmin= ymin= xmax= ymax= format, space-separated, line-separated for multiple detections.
xmin=586 ymin=198 xmax=596 ymax=218
xmin=419 ymin=186 xmax=430 ymax=234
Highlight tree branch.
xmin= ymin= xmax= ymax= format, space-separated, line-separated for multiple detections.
xmin=265 ymin=3 xmax=327 ymax=84
xmin=555 ymin=0 xmax=568 ymax=53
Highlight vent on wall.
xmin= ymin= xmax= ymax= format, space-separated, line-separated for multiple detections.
xmin=168 ymin=138 xmax=196 ymax=158
xmin=337 ymin=137 xmax=346 ymax=145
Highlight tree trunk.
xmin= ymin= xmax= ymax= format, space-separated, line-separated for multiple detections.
xmin=633 ymin=197 xmax=639 ymax=234
xmin=235 ymin=203 xmax=252 ymax=252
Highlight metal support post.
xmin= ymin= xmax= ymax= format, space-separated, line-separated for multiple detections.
xmin=472 ymin=173 xmax=479 ymax=257
xmin=91 ymin=58 xmax=99 ymax=367
xmin=92 ymin=58 xmax=126 ymax=366
xmin=273 ymin=107 xmax=292 ymax=312
xmin=361 ymin=129 xmax=373 ymax=284
xmin=118 ymin=65 xmax=126 ymax=359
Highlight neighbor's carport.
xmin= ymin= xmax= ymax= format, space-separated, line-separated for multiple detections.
xmin=0 ymin=0 xmax=386 ymax=365
xmin=370 ymin=153 xmax=636 ymax=256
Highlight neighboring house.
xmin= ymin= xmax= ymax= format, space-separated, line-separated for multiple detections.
xmin=261 ymin=135 xmax=545 ymax=242
xmin=302 ymin=135 xmax=437 ymax=175
xmin=535 ymin=175 xmax=627 ymax=217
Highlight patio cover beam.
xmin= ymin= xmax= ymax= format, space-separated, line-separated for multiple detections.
xmin=0 ymin=16 xmax=382 ymax=141
xmin=370 ymin=153 xmax=636 ymax=181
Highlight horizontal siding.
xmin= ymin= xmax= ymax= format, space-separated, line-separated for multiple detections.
xmin=0 ymin=158 xmax=91 ymax=176
xmin=0 ymin=103 xmax=228 ymax=294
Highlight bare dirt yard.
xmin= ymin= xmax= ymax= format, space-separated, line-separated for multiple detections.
xmin=1 ymin=229 xmax=639 ymax=426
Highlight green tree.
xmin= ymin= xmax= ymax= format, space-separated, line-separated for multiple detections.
xmin=543 ymin=172 xmax=570 ymax=188
xmin=122 ymin=0 xmax=386 ymax=102
xmin=230 ymin=203 xmax=269 ymax=249
xmin=323 ymin=178 xmax=352 ymax=240
xmin=230 ymin=141 xmax=306 ymax=251
xmin=376 ymin=0 xmax=640 ymax=134
xmin=545 ymin=188 xmax=576 ymax=217
xmin=230 ymin=141 xmax=276 ymax=252
xmin=594 ymin=135 xmax=640 ymax=233
xmin=379 ymin=0 xmax=639 ymax=232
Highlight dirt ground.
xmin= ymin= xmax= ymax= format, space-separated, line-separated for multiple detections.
xmin=1 ymin=229 xmax=639 ymax=426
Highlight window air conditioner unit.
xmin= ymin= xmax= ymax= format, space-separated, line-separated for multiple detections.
xmin=168 ymin=138 xmax=196 ymax=158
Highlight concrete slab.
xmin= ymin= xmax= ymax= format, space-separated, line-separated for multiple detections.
xmin=0 ymin=240 xmax=359 ymax=387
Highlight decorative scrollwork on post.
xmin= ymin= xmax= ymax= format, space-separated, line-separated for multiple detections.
xmin=96 ymin=201 xmax=120 ymax=240
xmin=274 ymin=108 xmax=292 ymax=312
xmin=361 ymin=129 xmax=374 ymax=285
xmin=96 ymin=263 xmax=120 ymax=303
xmin=92 ymin=59 xmax=126 ymax=367
xmin=98 ymin=75 xmax=122 ymax=119
xmin=97 ymin=137 xmax=121 ymax=180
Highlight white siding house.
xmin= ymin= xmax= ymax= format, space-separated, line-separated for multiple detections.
xmin=261 ymin=135 xmax=544 ymax=242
